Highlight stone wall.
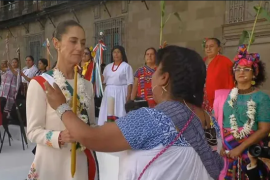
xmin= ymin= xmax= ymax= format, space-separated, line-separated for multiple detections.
xmin=0 ymin=1 xmax=269 ymax=92
xmin=0 ymin=1 xmax=226 ymax=67
xmin=126 ymin=1 xmax=226 ymax=69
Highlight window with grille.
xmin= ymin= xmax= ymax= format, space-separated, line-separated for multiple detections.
xmin=225 ymin=1 xmax=270 ymax=24
xmin=94 ymin=17 xmax=125 ymax=65
xmin=25 ymin=33 xmax=44 ymax=65
xmin=30 ymin=41 xmax=41 ymax=65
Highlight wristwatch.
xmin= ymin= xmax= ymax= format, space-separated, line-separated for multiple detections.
xmin=55 ymin=103 xmax=72 ymax=120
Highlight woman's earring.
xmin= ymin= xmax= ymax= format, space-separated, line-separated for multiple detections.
xmin=162 ymin=82 xmax=169 ymax=93
xmin=162 ymin=86 xmax=167 ymax=93
xmin=251 ymin=76 xmax=256 ymax=86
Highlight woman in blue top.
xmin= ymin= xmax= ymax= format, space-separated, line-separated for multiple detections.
xmin=44 ymin=45 xmax=223 ymax=180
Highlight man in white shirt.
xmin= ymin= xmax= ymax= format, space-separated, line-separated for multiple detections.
xmin=21 ymin=56 xmax=38 ymax=96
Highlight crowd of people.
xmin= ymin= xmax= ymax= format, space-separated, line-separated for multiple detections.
xmin=0 ymin=19 xmax=269 ymax=180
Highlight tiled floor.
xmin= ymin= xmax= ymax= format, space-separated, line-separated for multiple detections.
xmin=0 ymin=126 xmax=35 ymax=180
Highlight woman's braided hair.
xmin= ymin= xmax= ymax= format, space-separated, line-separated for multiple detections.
xmin=156 ymin=46 xmax=206 ymax=107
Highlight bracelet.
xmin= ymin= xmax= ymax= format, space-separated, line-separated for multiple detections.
xmin=55 ymin=103 xmax=72 ymax=120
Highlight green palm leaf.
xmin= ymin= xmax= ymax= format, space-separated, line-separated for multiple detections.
xmin=239 ymin=30 xmax=255 ymax=45
xmin=254 ymin=6 xmax=270 ymax=22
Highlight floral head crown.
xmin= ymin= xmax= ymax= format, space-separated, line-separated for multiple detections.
xmin=233 ymin=44 xmax=260 ymax=75
xmin=202 ymin=38 xmax=209 ymax=49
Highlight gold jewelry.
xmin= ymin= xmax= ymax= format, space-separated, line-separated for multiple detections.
xmin=162 ymin=82 xmax=169 ymax=92
xmin=251 ymin=76 xmax=256 ymax=86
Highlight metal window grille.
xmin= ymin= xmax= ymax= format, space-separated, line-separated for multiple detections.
xmin=226 ymin=0 xmax=270 ymax=24
xmin=227 ymin=1 xmax=245 ymax=24
xmin=94 ymin=17 xmax=125 ymax=65
xmin=30 ymin=41 xmax=41 ymax=65
xmin=25 ymin=33 xmax=44 ymax=65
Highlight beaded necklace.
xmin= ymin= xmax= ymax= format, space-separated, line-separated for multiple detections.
xmin=111 ymin=61 xmax=123 ymax=72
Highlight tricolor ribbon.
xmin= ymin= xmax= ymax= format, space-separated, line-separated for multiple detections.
xmin=93 ymin=40 xmax=106 ymax=97
xmin=42 ymin=38 xmax=53 ymax=69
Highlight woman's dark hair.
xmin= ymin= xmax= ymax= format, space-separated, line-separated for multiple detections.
xmin=156 ymin=45 xmax=206 ymax=107
xmin=26 ymin=55 xmax=34 ymax=61
xmin=111 ymin=45 xmax=128 ymax=63
xmin=208 ymin=38 xmax=221 ymax=47
xmin=39 ymin=58 xmax=48 ymax=68
xmin=84 ymin=47 xmax=93 ymax=61
xmin=144 ymin=47 xmax=157 ymax=65
xmin=53 ymin=20 xmax=84 ymax=41
xmin=101 ymin=63 xmax=106 ymax=74
xmin=12 ymin=58 xmax=19 ymax=62
xmin=233 ymin=61 xmax=266 ymax=87
xmin=84 ymin=47 xmax=91 ymax=54
xmin=144 ymin=47 xmax=157 ymax=56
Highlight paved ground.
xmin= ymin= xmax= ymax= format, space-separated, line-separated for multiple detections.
xmin=0 ymin=125 xmax=35 ymax=180
xmin=0 ymin=118 xmax=113 ymax=180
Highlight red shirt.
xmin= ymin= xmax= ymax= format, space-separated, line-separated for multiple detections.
xmin=203 ymin=55 xmax=234 ymax=113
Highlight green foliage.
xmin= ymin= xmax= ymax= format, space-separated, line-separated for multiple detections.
xmin=160 ymin=1 xmax=182 ymax=45
xmin=161 ymin=1 xmax=165 ymax=17
xmin=254 ymin=6 xmax=270 ymax=22
xmin=239 ymin=30 xmax=255 ymax=45
xmin=162 ymin=12 xmax=181 ymax=28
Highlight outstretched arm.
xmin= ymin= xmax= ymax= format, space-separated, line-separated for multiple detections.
xmin=44 ymin=81 xmax=130 ymax=151
xmin=61 ymin=111 xmax=130 ymax=152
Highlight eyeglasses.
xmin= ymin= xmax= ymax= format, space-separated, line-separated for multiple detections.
xmin=233 ymin=68 xmax=253 ymax=72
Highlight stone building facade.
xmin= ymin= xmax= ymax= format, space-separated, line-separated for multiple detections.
xmin=0 ymin=1 xmax=269 ymax=92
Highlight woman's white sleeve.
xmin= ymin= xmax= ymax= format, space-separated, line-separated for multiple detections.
xmin=26 ymin=80 xmax=61 ymax=149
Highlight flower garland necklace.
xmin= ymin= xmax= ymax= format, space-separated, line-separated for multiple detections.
xmin=228 ymin=87 xmax=256 ymax=139
xmin=53 ymin=69 xmax=91 ymax=119
xmin=53 ymin=69 xmax=91 ymax=150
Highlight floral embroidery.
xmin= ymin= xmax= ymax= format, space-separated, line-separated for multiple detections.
xmin=46 ymin=131 xmax=53 ymax=147
xmin=27 ymin=163 xmax=39 ymax=180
